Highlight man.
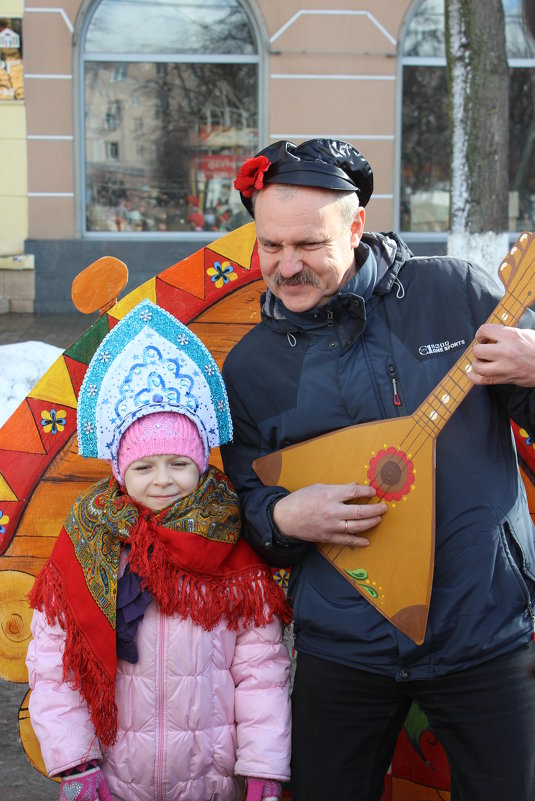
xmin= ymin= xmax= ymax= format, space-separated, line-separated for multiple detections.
xmin=220 ymin=139 xmax=535 ymax=801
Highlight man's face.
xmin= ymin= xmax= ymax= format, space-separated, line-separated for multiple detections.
xmin=254 ymin=184 xmax=365 ymax=312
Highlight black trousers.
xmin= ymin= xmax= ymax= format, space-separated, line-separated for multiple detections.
xmin=291 ymin=643 xmax=535 ymax=801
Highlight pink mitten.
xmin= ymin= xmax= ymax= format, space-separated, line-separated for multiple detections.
xmin=59 ymin=765 xmax=114 ymax=801
xmin=246 ymin=777 xmax=282 ymax=801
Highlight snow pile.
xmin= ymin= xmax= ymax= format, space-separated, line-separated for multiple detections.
xmin=0 ymin=341 xmax=63 ymax=426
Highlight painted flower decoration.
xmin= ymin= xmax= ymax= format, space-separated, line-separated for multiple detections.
xmin=519 ymin=427 xmax=535 ymax=448
xmin=207 ymin=261 xmax=237 ymax=289
xmin=367 ymin=446 xmax=415 ymax=502
xmin=234 ymin=155 xmax=271 ymax=197
xmin=0 ymin=510 xmax=9 ymax=535
xmin=41 ymin=408 xmax=67 ymax=435
xmin=345 ymin=568 xmax=379 ymax=599
xmin=272 ymin=568 xmax=290 ymax=590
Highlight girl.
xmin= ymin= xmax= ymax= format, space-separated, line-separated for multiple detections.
xmin=26 ymin=299 xmax=292 ymax=801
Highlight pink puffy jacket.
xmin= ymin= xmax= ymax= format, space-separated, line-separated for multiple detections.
xmin=26 ymin=589 xmax=291 ymax=801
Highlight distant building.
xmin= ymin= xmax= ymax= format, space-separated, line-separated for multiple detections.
xmin=0 ymin=26 xmax=20 ymax=48
xmin=0 ymin=0 xmax=534 ymax=312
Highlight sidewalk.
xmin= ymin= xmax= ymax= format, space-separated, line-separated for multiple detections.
xmin=0 ymin=678 xmax=56 ymax=801
xmin=0 ymin=312 xmax=94 ymax=349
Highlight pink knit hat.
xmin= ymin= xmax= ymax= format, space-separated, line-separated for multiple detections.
xmin=116 ymin=411 xmax=206 ymax=482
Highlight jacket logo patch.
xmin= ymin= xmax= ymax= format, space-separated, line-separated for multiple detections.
xmin=418 ymin=339 xmax=465 ymax=356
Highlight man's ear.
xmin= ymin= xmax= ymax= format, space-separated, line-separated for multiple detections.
xmin=350 ymin=207 xmax=366 ymax=248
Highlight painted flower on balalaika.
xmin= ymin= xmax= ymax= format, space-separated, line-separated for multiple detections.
xmin=367 ymin=446 xmax=415 ymax=503
xmin=233 ymin=155 xmax=271 ymax=197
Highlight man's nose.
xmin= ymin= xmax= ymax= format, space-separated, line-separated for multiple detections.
xmin=278 ymin=247 xmax=303 ymax=277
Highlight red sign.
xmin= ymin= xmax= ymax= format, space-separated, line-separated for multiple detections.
xmin=198 ymin=154 xmax=238 ymax=177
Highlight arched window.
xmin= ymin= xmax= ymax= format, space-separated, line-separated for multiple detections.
xmin=80 ymin=0 xmax=260 ymax=236
xmin=400 ymin=0 xmax=535 ymax=235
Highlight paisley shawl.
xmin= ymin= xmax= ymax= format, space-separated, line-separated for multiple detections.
xmin=29 ymin=466 xmax=291 ymax=747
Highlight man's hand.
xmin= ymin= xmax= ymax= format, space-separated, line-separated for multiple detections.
xmin=469 ymin=324 xmax=535 ymax=387
xmin=272 ymin=483 xmax=387 ymax=547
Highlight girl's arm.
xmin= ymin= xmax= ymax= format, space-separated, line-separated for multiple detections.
xmin=231 ymin=616 xmax=291 ymax=783
xmin=26 ymin=609 xmax=102 ymax=777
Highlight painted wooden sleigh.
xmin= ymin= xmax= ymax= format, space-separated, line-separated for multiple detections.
xmin=1 ymin=223 xmax=534 ymax=801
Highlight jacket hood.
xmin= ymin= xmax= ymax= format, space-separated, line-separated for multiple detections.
xmin=260 ymin=231 xmax=412 ymax=332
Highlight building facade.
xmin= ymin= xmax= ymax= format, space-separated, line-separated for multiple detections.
xmin=0 ymin=0 xmax=533 ymax=312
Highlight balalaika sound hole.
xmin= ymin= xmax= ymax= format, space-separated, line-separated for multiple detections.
xmin=367 ymin=446 xmax=415 ymax=502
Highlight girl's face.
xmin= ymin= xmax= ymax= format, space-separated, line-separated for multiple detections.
xmin=124 ymin=454 xmax=201 ymax=511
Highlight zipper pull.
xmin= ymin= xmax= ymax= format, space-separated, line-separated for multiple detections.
xmin=391 ymin=376 xmax=402 ymax=407
xmin=387 ymin=363 xmax=402 ymax=408
xmin=326 ymin=309 xmax=334 ymax=326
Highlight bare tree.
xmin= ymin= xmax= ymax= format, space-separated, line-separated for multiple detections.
xmin=445 ymin=0 xmax=510 ymax=270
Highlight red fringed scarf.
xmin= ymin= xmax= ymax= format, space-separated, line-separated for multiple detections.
xmin=29 ymin=467 xmax=291 ymax=748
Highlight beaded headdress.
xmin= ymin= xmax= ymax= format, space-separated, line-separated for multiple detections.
xmin=77 ymin=299 xmax=232 ymax=477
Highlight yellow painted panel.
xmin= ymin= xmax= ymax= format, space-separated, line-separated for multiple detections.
xmin=0 ymin=195 xmax=27 ymax=244
xmin=209 ymin=221 xmax=256 ymax=268
xmin=108 ymin=278 xmax=157 ymax=320
xmin=0 ymin=569 xmax=34 ymax=683
xmin=4 ymin=534 xmax=56 ymax=560
xmin=0 ymin=2 xmax=23 ymax=17
xmin=0 ymin=139 xmax=27 ymax=194
xmin=0 ymin=104 xmax=26 ymax=137
xmin=0 ymin=473 xmax=17 ymax=502
xmin=28 ymin=356 xmax=77 ymax=409
xmin=15 ymin=480 xmax=90 ymax=540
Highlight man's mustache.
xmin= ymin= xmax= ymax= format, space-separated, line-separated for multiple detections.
xmin=272 ymin=272 xmax=319 ymax=288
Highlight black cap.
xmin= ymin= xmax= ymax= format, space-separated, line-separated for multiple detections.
xmin=235 ymin=138 xmax=374 ymax=217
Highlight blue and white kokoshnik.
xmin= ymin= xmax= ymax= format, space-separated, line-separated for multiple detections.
xmin=77 ymin=299 xmax=232 ymax=473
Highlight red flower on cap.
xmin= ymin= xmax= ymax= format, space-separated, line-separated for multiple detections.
xmin=234 ymin=155 xmax=271 ymax=197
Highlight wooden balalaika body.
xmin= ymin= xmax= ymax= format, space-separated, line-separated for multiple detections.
xmin=253 ymin=232 xmax=535 ymax=645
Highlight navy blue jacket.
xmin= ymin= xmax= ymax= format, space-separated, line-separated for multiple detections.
xmin=221 ymin=232 xmax=535 ymax=680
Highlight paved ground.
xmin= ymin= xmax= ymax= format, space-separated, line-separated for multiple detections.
xmin=0 ymin=313 xmax=91 ymax=801
xmin=0 ymin=679 xmax=57 ymax=801
xmin=0 ymin=312 xmax=94 ymax=349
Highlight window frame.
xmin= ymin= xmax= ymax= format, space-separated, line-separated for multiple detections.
xmin=73 ymin=0 xmax=266 ymax=240
xmin=395 ymin=0 xmax=535 ymax=243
